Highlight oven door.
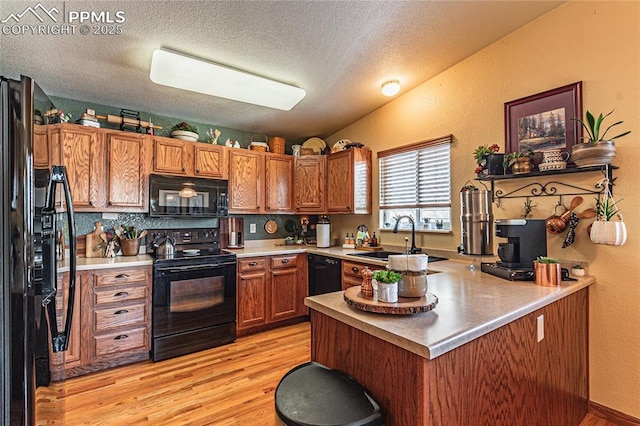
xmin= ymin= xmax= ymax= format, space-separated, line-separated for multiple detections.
xmin=152 ymin=260 xmax=236 ymax=361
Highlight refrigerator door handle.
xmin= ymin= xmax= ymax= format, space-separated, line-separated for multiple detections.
xmin=45 ymin=165 xmax=76 ymax=353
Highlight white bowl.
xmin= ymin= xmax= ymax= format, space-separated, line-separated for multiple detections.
xmin=171 ymin=130 xmax=198 ymax=142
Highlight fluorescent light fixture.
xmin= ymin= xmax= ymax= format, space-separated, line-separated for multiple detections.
xmin=381 ymin=80 xmax=400 ymax=97
xmin=150 ymin=48 xmax=306 ymax=111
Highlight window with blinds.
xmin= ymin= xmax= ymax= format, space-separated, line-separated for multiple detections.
xmin=378 ymin=136 xmax=452 ymax=231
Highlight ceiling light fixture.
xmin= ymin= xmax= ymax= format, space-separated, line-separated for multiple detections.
xmin=150 ymin=48 xmax=306 ymax=111
xmin=179 ymin=182 xmax=197 ymax=198
xmin=381 ymin=80 xmax=401 ymax=97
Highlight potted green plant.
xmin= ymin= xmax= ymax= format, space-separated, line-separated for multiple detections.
xmin=372 ymin=270 xmax=402 ymax=303
xmin=473 ymin=144 xmax=504 ymax=176
xmin=571 ymin=110 xmax=631 ymax=167
xmin=533 ymin=256 xmax=561 ymax=286
xmin=570 ymin=264 xmax=585 ymax=277
xmin=503 ymin=151 xmax=532 ymax=175
xmin=590 ymin=194 xmax=627 ymax=246
xmin=170 ymin=122 xmax=199 ymax=142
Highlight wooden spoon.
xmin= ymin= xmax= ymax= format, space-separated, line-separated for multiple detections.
xmin=137 ymin=230 xmax=148 ymax=239
xmin=577 ymin=208 xmax=596 ymax=219
xmin=559 ymin=196 xmax=584 ymax=223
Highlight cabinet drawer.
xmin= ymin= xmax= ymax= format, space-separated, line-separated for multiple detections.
xmin=92 ymin=327 xmax=147 ymax=357
xmin=93 ymin=303 xmax=147 ymax=333
xmin=343 ymin=261 xmax=383 ymax=278
xmin=94 ymin=285 xmax=146 ymax=305
xmin=94 ymin=268 xmax=147 ymax=287
xmin=238 ymin=258 xmax=267 ymax=272
xmin=342 ymin=275 xmax=362 ymax=290
xmin=270 ymin=255 xmax=298 ymax=269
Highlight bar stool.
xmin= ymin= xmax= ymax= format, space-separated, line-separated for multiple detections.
xmin=275 ymin=361 xmax=382 ymax=426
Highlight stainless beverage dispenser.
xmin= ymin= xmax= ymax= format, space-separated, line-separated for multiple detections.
xmin=458 ymin=184 xmax=493 ymax=255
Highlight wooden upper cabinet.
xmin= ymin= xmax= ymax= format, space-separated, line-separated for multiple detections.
xmin=153 ymin=137 xmax=190 ymax=175
xmin=34 ymin=124 xmax=50 ymax=168
xmin=229 ymin=150 xmax=264 ymax=213
xmin=60 ymin=125 xmax=105 ymax=210
xmin=265 ymin=155 xmax=294 ymax=213
xmin=105 ymin=132 xmax=150 ymax=211
xmin=194 ymin=144 xmax=228 ymax=179
xmin=326 ymin=148 xmax=371 ymax=214
xmin=294 ymin=155 xmax=326 ymax=213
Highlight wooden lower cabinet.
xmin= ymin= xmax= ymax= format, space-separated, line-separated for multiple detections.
xmin=342 ymin=260 xmax=385 ymax=290
xmin=50 ymin=266 xmax=152 ymax=381
xmin=237 ymin=254 xmax=307 ymax=335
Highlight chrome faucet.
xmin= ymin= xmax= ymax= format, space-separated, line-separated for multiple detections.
xmin=392 ymin=216 xmax=421 ymax=254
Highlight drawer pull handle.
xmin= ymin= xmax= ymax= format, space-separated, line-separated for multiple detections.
xmin=114 ymin=334 xmax=128 ymax=340
xmin=114 ymin=291 xmax=129 ymax=297
xmin=115 ymin=273 xmax=129 ymax=279
xmin=249 ymin=262 xmax=258 ymax=266
xmin=351 ymin=267 xmax=359 ymax=273
xmin=281 ymin=259 xmax=290 ymax=264
xmin=114 ymin=309 xmax=129 ymax=315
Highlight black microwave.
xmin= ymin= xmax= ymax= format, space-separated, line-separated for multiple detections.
xmin=149 ymin=174 xmax=228 ymax=217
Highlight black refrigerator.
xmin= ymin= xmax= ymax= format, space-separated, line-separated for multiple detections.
xmin=1 ymin=75 xmax=77 ymax=425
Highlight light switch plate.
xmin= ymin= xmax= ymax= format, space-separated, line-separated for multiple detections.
xmin=250 ymin=223 xmax=256 ymax=233
xmin=102 ymin=212 xmax=118 ymax=220
xmin=537 ymin=315 xmax=544 ymax=342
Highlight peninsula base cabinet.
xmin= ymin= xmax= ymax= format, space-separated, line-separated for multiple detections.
xmin=237 ymin=254 xmax=307 ymax=336
xmin=310 ymin=289 xmax=588 ymax=426
xmin=49 ymin=266 xmax=152 ymax=381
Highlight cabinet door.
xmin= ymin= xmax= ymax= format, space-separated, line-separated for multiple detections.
xmin=194 ymin=144 xmax=228 ymax=179
xmin=153 ymin=137 xmax=190 ymax=175
xmin=265 ymin=155 xmax=294 ymax=213
xmin=326 ymin=150 xmax=354 ymax=213
xmin=49 ymin=271 xmax=85 ymax=380
xmin=61 ymin=126 xmax=105 ymax=209
xmin=270 ymin=267 xmax=299 ymax=322
xmin=294 ymin=156 xmax=326 ymax=213
xmin=34 ymin=125 xmax=50 ymax=168
xmin=106 ymin=133 xmax=148 ymax=210
xmin=237 ymin=270 xmax=268 ymax=330
xmin=229 ymin=150 xmax=263 ymax=213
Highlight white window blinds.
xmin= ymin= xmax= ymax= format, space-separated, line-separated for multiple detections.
xmin=379 ymin=139 xmax=451 ymax=209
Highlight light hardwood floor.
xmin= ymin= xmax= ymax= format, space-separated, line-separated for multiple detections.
xmin=35 ymin=321 xmax=617 ymax=425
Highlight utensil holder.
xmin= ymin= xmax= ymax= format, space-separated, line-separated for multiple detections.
xmin=120 ymin=238 xmax=141 ymax=256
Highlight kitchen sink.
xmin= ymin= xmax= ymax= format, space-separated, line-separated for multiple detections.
xmin=348 ymin=251 xmax=448 ymax=262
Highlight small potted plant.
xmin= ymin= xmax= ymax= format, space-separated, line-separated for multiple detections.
xmin=503 ymin=151 xmax=532 ymax=175
xmin=590 ymin=194 xmax=627 ymax=246
xmin=473 ymin=144 xmax=503 ymax=176
xmin=571 ymin=110 xmax=631 ymax=167
xmin=570 ymin=264 xmax=585 ymax=277
xmin=372 ymin=270 xmax=402 ymax=303
xmin=533 ymin=256 xmax=561 ymax=286
xmin=170 ymin=122 xmax=199 ymax=142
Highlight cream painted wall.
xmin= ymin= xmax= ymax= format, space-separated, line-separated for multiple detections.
xmin=328 ymin=1 xmax=640 ymax=418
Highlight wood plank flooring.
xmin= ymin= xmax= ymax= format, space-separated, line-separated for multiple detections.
xmin=35 ymin=321 xmax=618 ymax=425
xmin=35 ymin=322 xmax=311 ymax=425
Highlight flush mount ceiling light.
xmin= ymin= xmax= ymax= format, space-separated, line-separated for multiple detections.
xmin=179 ymin=182 xmax=197 ymax=198
xmin=381 ymin=80 xmax=401 ymax=97
xmin=150 ymin=48 xmax=306 ymax=111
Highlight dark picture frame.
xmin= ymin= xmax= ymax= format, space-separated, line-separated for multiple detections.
xmin=505 ymin=82 xmax=582 ymax=154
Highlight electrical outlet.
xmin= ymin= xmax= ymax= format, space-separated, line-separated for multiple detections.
xmin=250 ymin=223 xmax=256 ymax=233
xmin=537 ymin=315 xmax=544 ymax=342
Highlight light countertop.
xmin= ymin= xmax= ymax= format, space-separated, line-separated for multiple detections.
xmin=57 ymin=254 xmax=153 ymax=272
xmin=304 ymin=259 xmax=595 ymax=360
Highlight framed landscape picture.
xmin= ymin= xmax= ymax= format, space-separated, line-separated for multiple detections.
xmin=505 ymin=82 xmax=582 ymax=154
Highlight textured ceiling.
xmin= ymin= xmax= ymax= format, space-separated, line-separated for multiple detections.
xmin=0 ymin=1 xmax=563 ymax=139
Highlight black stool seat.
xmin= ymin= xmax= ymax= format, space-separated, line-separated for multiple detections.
xmin=275 ymin=361 xmax=382 ymax=426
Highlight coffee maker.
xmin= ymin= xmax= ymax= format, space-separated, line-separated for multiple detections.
xmin=481 ymin=219 xmax=547 ymax=281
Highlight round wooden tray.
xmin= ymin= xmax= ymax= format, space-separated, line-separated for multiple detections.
xmin=343 ymin=286 xmax=438 ymax=315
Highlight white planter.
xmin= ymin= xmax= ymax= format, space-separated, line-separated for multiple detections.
xmin=376 ymin=281 xmax=398 ymax=303
xmin=171 ymin=130 xmax=199 ymax=142
xmin=590 ymin=220 xmax=627 ymax=246
xmin=571 ymin=268 xmax=585 ymax=277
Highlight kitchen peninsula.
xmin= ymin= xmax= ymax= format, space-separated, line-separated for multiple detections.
xmin=305 ymin=260 xmax=593 ymax=425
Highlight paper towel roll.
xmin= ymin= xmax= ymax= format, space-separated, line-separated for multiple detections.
xmin=388 ymin=254 xmax=429 ymax=272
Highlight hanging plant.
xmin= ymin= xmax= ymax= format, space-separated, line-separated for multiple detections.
xmin=590 ymin=184 xmax=627 ymax=246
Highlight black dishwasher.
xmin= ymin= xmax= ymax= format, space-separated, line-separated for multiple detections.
xmin=308 ymin=254 xmax=342 ymax=296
